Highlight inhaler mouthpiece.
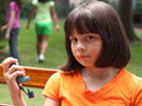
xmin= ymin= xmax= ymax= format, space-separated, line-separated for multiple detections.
xmin=16 ymin=76 xmax=30 ymax=84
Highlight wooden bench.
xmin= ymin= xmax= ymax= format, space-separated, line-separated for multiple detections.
xmin=0 ymin=64 xmax=58 ymax=106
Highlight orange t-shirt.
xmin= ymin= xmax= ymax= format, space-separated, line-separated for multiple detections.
xmin=42 ymin=68 xmax=142 ymax=106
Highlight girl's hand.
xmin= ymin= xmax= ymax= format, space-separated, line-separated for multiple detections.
xmin=2 ymin=57 xmax=25 ymax=95
xmin=1 ymin=25 xmax=7 ymax=31
xmin=56 ymin=25 xmax=60 ymax=31
xmin=5 ymin=33 xmax=10 ymax=40
xmin=26 ymin=23 xmax=30 ymax=29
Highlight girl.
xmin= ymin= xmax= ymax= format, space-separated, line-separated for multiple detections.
xmin=2 ymin=1 xmax=142 ymax=106
xmin=0 ymin=0 xmax=22 ymax=61
xmin=26 ymin=0 xmax=60 ymax=63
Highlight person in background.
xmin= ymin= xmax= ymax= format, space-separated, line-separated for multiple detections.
xmin=26 ymin=0 xmax=60 ymax=63
xmin=1 ymin=0 xmax=22 ymax=61
xmin=2 ymin=1 xmax=142 ymax=106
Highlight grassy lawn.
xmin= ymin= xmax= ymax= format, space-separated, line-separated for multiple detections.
xmin=0 ymin=19 xmax=142 ymax=105
xmin=0 ymin=19 xmax=66 ymax=69
xmin=0 ymin=19 xmax=66 ymax=105
xmin=126 ymin=31 xmax=142 ymax=76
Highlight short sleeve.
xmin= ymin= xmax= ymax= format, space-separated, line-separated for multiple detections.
xmin=9 ymin=1 xmax=16 ymax=10
xmin=50 ymin=1 xmax=55 ymax=6
xmin=32 ymin=0 xmax=38 ymax=6
xmin=42 ymin=72 xmax=61 ymax=102
xmin=132 ymin=79 xmax=142 ymax=106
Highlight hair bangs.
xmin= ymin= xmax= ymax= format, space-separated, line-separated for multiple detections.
xmin=65 ymin=7 xmax=99 ymax=37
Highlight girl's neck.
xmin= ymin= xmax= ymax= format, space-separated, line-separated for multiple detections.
xmin=80 ymin=67 xmax=120 ymax=92
xmin=81 ymin=67 xmax=120 ymax=80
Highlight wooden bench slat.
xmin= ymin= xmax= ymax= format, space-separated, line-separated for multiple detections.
xmin=0 ymin=64 xmax=58 ymax=88
xmin=0 ymin=64 xmax=59 ymax=105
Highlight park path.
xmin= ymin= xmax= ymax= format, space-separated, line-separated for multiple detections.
xmin=134 ymin=28 xmax=142 ymax=32
xmin=134 ymin=24 xmax=142 ymax=32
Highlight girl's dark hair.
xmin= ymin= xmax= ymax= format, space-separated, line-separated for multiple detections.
xmin=60 ymin=1 xmax=131 ymax=71
xmin=11 ymin=0 xmax=22 ymax=9
xmin=38 ymin=0 xmax=50 ymax=3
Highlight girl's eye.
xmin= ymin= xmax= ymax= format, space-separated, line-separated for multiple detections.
xmin=87 ymin=36 xmax=95 ymax=40
xmin=70 ymin=38 xmax=77 ymax=42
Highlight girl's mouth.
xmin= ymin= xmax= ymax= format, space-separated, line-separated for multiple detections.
xmin=78 ymin=55 xmax=89 ymax=59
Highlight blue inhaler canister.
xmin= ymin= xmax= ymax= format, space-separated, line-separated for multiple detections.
xmin=16 ymin=75 xmax=30 ymax=84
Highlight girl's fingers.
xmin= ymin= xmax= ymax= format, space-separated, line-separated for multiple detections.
xmin=7 ymin=71 xmax=25 ymax=82
xmin=2 ymin=57 xmax=25 ymax=82
xmin=5 ymin=67 xmax=25 ymax=81
xmin=2 ymin=57 xmax=18 ymax=73
xmin=8 ymin=65 xmax=25 ymax=75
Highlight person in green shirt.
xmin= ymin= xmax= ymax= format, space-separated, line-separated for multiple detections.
xmin=26 ymin=0 xmax=60 ymax=62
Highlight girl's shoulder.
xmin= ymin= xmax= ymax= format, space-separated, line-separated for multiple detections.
xmin=126 ymin=71 xmax=142 ymax=105
xmin=32 ymin=0 xmax=39 ymax=6
xmin=9 ymin=1 xmax=19 ymax=9
xmin=49 ymin=0 xmax=55 ymax=4
xmin=9 ymin=1 xmax=16 ymax=6
xmin=32 ymin=0 xmax=55 ymax=5
xmin=130 ymin=72 xmax=142 ymax=88
xmin=49 ymin=69 xmax=80 ymax=81
xmin=45 ymin=0 xmax=55 ymax=6
xmin=122 ymin=69 xmax=142 ymax=94
xmin=125 ymin=69 xmax=142 ymax=84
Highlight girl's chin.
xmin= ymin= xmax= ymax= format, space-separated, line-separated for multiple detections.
xmin=80 ymin=63 xmax=95 ymax=68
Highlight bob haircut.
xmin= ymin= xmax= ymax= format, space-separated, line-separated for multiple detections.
xmin=60 ymin=1 xmax=130 ymax=71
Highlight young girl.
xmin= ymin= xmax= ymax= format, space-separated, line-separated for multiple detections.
xmin=26 ymin=0 xmax=60 ymax=63
xmin=2 ymin=1 xmax=142 ymax=106
xmin=0 ymin=0 xmax=22 ymax=61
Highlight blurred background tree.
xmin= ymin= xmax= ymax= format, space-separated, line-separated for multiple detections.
xmin=0 ymin=0 xmax=9 ymax=49
xmin=119 ymin=0 xmax=140 ymax=41
xmin=99 ymin=0 xmax=141 ymax=41
xmin=133 ymin=0 xmax=142 ymax=23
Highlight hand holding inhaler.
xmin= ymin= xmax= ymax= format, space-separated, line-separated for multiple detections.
xmin=9 ymin=63 xmax=34 ymax=98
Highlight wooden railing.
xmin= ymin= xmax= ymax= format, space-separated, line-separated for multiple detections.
xmin=0 ymin=64 xmax=58 ymax=106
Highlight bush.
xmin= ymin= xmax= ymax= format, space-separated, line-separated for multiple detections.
xmin=0 ymin=0 xmax=9 ymax=49
xmin=20 ymin=3 xmax=32 ymax=18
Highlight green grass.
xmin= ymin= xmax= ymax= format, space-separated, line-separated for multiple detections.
xmin=126 ymin=31 xmax=142 ymax=77
xmin=0 ymin=19 xmax=67 ymax=69
xmin=0 ymin=19 xmax=142 ymax=105
xmin=0 ymin=19 xmax=66 ymax=105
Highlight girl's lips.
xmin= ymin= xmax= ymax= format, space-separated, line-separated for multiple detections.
xmin=78 ymin=55 xmax=89 ymax=59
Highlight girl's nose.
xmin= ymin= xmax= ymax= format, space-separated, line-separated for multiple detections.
xmin=77 ymin=42 xmax=86 ymax=52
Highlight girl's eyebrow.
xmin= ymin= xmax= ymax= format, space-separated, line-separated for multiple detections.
xmin=69 ymin=33 xmax=75 ymax=37
xmin=69 ymin=35 xmax=75 ymax=38
xmin=85 ymin=33 xmax=100 ymax=36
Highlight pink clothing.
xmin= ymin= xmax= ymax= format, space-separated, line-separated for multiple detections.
xmin=7 ymin=1 xmax=20 ymax=29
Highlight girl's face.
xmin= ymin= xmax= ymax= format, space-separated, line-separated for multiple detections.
xmin=69 ymin=31 xmax=103 ymax=68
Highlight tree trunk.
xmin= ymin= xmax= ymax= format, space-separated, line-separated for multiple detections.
xmin=119 ymin=0 xmax=140 ymax=41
